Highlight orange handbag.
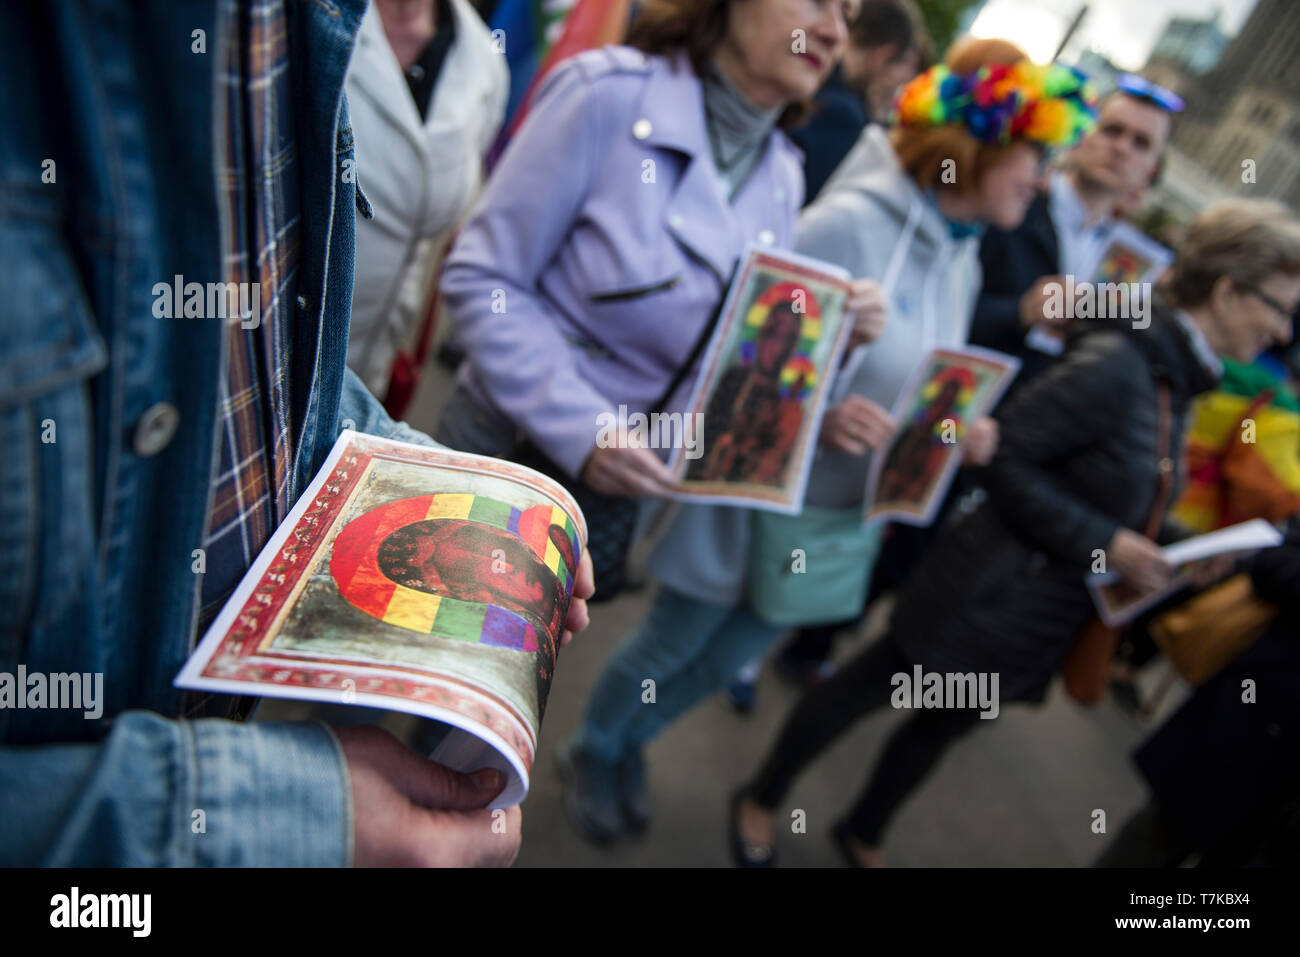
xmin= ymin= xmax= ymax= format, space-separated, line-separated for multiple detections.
xmin=1149 ymin=573 xmax=1278 ymax=685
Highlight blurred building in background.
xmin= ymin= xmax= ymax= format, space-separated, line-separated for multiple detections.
xmin=1144 ymin=9 xmax=1228 ymax=93
xmin=1073 ymin=47 xmax=1121 ymax=92
xmin=1161 ymin=0 xmax=1300 ymax=213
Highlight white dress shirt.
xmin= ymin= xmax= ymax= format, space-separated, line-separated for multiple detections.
xmin=1049 ymin=170 xmax=1115 ymax=279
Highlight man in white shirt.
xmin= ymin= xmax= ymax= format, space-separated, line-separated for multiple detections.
xmin=972 ymin=80 xmax=1176 ymax=389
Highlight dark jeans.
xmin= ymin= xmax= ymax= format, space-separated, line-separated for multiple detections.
xmin=746 ymin=632 xmax=984 ymax=845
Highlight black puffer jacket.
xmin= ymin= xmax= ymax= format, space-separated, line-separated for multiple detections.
xmin=890 ymin=307 xmax=1221 ymax=702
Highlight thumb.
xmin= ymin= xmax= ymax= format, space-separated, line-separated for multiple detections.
xmin=408 ymin=807 xmax=521 ymax=868
xmin=633 ymin=445 xmax=680 ymax=487
xmin=394 ymin=746 xmax=506 ymax=811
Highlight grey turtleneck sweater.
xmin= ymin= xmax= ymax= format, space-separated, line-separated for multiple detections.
xmin=701 ymin=59 xmax=782 ymax=201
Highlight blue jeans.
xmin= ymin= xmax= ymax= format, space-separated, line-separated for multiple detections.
xmin=571 ymin=586 xmax=787 ymax=764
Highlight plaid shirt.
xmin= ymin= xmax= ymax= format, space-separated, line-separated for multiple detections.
xmin=199 ymin=0 xmax=300 ymax=623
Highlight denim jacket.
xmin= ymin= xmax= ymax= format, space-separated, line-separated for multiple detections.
xmin=0 ymin=0 xmax=430 ymax=865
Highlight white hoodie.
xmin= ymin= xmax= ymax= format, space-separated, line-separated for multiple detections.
xmin=798 ymin=124 xmax=983 ymax=507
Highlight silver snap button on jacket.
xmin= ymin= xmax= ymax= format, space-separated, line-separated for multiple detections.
xmin=132 ymin=402 xmax=180 ymax=457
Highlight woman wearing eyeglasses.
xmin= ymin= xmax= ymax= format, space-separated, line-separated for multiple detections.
xmin=731 ymin=197 xmax=1300 ymax=867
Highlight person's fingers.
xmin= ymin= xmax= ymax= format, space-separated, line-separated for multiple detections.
xmin=963 ymin=419 xmax=997 ymax=463
xmin=1123 ymin=562 xmax=1163 ymax=593
xmin=838 ymin=394 xmax=874 ymax=416
xmin=1142 ymin=569 xmax=1172 ymax=592
xmin=1151 ymin=559 xmax=1176 ymax=582
xmin=584 ymin=471 xmax=616 ymax=496
xmin=562 ymin=567 xmax=591 ymax=646
xmin=858 ymin=398 xmax=893 ymax=421
xmin=861 ymin=409 xmax=896 ymax=444
xmin=841 ymin=408 xmax=876 ymax=433
xmin=1130 ymin=544 xmax=1174 ymax=590
xmin=848 ymin=297 xmax=883 ymax=320
xmin=849 ymin=277 xmax=883 ymax=299
xmin=580 ymin=457 xmax=614 ymax=495
xmin=829 ymin=407 xmax=877 ymax=448
xmin=386 ymin=740 xmax=506 ymax=812
xmin=847 ymin=310 xmax=883 ymax=346
xmin=589 ymin=452 xmax=664 ymax=498
xmin=563 ymin=595 xmax=589 ymax=641
xmin=842 ymin=398 xmax=892 ymax=434
xmin=1135 ymin=539 xmax=1172 ymax=569
xmin=828 ymin=429 xmax=868 ymax=456
xmin=403 ymin=806 xmax=522 ymax=868
xmin=571 ymin=551 xmax=595 ymax=602
xmin=864 ymin=426 xmax=893 ymax=450
xmin=627 ymin=468 xmax=674 ymax=498
xmin=864 ymin=407 xmax=896 ymax=430
xmin=618 ymin=446 xmax=678 ymax=495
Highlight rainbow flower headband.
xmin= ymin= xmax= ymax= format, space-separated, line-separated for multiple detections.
xmin=895 ymin=61 xmax=1097 ymax=147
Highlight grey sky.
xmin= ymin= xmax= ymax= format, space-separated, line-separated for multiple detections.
xmin=968 ymin=0 xmax=1260 ymax=69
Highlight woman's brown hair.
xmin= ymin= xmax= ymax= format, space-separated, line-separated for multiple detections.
xmin=625 ymin=0 xmax=810 ymax=129
xmin=890 ymin=36 xmax=1033 ymax=195
xmin=1162 ymin=199 xmax=1300 ymax=309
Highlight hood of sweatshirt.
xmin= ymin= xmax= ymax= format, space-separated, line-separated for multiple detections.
xmin=817 ymin=124 xmax=954 ymax=258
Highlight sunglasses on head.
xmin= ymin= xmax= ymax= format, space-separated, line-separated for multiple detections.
xmin=1116 ymin=73 xmax=1185 ymax=113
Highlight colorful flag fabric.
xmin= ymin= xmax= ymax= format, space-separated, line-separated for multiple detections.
xmin=487 ymin=0 xmax=632 ymax=166
xmin=1171 ymin=357 xmax=1300 ymax=533
xmin=490 ymin=0 xmax=580 ymax=132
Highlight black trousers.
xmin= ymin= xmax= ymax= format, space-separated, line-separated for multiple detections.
xmin=746 ymin=632 xmax=985 ymax=845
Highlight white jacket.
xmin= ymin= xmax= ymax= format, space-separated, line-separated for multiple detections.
xmin=797 ymin=123 xmax=982 ymax=507
xmin=345 ymin=0 xmax=507 ymax=394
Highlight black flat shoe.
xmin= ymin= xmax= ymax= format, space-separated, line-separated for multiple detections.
xmin=830 ymin=820 xmax=859 ymax=868
xmin=831 ymin=820 xmax=883 ymax=868
xmin=618 ymin=749 xmax=651 ymax=835
xmin=728 ymin=790 xmax=776 ymax=868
